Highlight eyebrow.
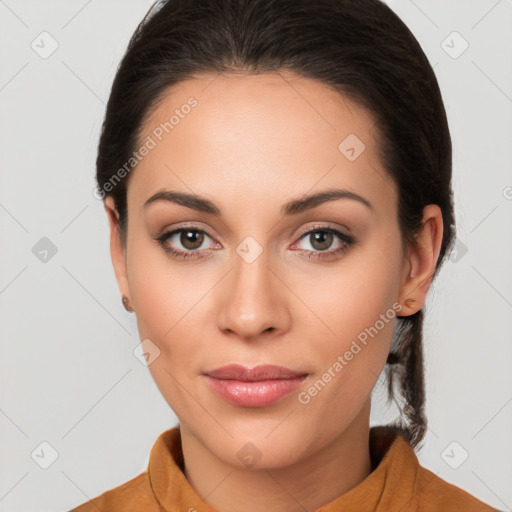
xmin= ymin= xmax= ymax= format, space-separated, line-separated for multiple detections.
xmin=142 ymin=188 xmax=373 ymax=216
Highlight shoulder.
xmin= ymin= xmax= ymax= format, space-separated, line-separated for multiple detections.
xmin=69 ymin=471 xmax=160 ymax=512
xmin=411 ymin=464 xmax=499 ymax=511
xmin=69 ymin=427 xmax=181 ymax=511
xmin=370 ymin=426 xmax=499 ymax=512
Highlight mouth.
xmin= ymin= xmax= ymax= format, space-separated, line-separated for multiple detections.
xmin=203 ymin=364 xmax=309 ymax=408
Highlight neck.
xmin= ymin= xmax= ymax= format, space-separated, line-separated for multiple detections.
xmin=180 ymin=403 xmax=373 ymax=512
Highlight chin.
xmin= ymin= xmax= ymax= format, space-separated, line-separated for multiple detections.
xmin=198 ymin=419 xmax=311 ymax=469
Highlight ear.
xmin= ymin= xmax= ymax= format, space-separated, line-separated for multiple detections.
xmin=398 ymin=204 xmax=444 ymax=316
xmin=104 ymin=196 xmax=131 ymax=303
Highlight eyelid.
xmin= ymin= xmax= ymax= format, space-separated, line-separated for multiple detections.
xmin=294 ymin=222 xmax=353 ymax=239
xmin=156 ymin=222 xmax=216 ymax=242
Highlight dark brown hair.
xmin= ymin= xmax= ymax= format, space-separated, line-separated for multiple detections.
xmin=95 ymin=0 xmax=455 ymax=449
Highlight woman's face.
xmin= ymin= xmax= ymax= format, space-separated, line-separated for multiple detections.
xmin=108 ymin=71 xmax=413 ymax=468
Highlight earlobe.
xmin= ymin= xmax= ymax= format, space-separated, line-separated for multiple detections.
xmin=398 ymin=205 xmax=444 ymax=316
xmin=103 ymin=196 xmax=132 ymax=311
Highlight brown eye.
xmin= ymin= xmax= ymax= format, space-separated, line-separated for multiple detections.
xmin=155 ymin=227 xmax=218 ymax=261
xmin=293 ymin=226 xmax=356 ymax=260
xmin=180 ymin=230 xmax=205 ymax=250
xmin=309 ymin=231 xmax=334 ymax=251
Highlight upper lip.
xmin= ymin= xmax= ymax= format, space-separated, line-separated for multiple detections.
xmin=204 ymin=364 xmax=308 ymax=381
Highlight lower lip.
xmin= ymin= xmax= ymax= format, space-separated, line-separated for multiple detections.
xmin=204 ymin=375 xmax=308 ymax=407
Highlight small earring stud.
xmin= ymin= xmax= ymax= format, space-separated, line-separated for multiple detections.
xmin=122 ymin=295 xmax=133 ymax=312
xmin=404 ymin=298 xmax=416 ymax=308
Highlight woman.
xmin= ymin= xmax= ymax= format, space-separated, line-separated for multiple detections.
xmin=72 ymin=0 xmax=498 ymax=510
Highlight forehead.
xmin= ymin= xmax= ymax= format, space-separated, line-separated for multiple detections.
xmin=129 ymin=71 xmax=396 ymax=214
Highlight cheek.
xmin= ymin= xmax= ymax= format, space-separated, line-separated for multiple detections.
xmin=125 ymin=230 xmax=203 ymax=340
xmin=125 ymin=243 xmax=224 ymax=408
xmin=300 ymin=232 xmax=403 ymax=346
xmin=131 ymin=276 xmax=211 ymax=365
xmin=126 ymin=245 xmax=209 ymax=415
xmin=297 ymin=275 xmax=399 ymax=427
xmin=294 ymin=229 xmax=403 ymax=415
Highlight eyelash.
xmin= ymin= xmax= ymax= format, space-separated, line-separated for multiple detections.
xmin=154 ymin=225 xmax=356 ymax=261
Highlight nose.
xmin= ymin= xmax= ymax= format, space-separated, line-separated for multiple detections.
xmin=216 ymin=245 xmax=291 ymax=341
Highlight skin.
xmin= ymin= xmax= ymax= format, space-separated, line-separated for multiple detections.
xmin=104 ymin=70 xmax=443 ymax=512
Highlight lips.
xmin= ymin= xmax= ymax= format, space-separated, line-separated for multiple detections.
xmin=204 ymin=364 xmax=308 ymax=381
xmin=203 ymin=364 xmax=309 ymax=407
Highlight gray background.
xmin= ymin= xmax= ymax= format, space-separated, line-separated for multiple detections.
xmin=0 ymin=0 xmax=511 ymax=510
